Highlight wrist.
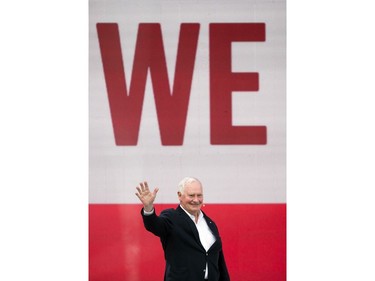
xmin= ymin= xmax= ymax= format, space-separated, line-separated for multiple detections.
xmin=144 ymin=205 xmax=154 ymax=212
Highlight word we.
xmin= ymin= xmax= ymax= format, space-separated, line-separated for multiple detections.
xmin=97 ymin=23 xmax=267 ymax=145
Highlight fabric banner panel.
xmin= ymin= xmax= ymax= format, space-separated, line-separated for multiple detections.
xmin=90 ymin=0 xmax=286 ymax=280
xmin=89 ymin=204 xmax=286 ymax=281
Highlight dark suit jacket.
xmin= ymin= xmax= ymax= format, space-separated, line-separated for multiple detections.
xmin=142 ymin=205 xmax=230 ymax=281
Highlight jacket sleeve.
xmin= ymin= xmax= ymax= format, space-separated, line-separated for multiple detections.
xmin=141 ymin=208 xmax=173 ymax=238
xmin=219 ymin=249 xmax=231 ymax=281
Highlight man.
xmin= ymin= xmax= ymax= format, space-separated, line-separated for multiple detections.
xmin=135 ymin=177 xmax=230 ymax=281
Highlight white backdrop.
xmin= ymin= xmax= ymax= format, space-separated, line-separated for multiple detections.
xmin=89 ymin=0 xmax=286 ymax=204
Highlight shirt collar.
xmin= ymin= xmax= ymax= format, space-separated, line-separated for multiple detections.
xmin=179 ymin=204 xmax=204 ymax=221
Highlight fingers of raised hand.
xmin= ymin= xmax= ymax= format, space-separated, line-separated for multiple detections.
xmin=136 ymin=181 xmax=151 ymax=197
xmin=135 ymin=187 xmax=142 ymax=198
xmin=139 ymin=181 xmax=149 ymax=192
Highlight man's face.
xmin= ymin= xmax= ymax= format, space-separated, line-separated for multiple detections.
xmin=178 ymin=181 xmax=203 ymax=216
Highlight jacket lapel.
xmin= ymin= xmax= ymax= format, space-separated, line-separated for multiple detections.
xmin=202 ymin=211 xmax=222 ymax=251
xmin=202 ymin=212 xmax=219 ymax=238
xmin=176 ymin=206 xmax=204 ymax=249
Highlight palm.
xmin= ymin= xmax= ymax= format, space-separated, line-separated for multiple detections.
xmin=135 ymin=181 xmax=159 ymax=209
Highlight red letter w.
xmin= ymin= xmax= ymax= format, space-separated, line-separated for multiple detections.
xmin=97 ymin=23 xmax=200 ymax=145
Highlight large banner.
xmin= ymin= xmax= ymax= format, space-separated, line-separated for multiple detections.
xmin=89 ymin=0 xmax=286 ymax=280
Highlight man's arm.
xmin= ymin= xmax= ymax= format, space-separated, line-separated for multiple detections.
xmin=136 ymin=181 xmax=171 ymax=237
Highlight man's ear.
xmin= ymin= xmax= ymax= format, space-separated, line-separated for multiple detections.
xmin=177 ymin=191 xmax=181 ymax=197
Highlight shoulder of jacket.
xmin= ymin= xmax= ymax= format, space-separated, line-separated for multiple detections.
xmin=160 ymin=208 xmax=176 ymax=215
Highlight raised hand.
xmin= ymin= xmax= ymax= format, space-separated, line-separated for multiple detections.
xmin=135 ymin=181 xmax=159 ymax=212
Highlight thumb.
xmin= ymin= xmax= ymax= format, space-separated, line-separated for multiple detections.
xmin=153 ymin=187 xmax=159 ymax=196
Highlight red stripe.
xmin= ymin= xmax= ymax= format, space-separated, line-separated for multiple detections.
xmin=89 ymin=204 xmax=286 ymax=281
